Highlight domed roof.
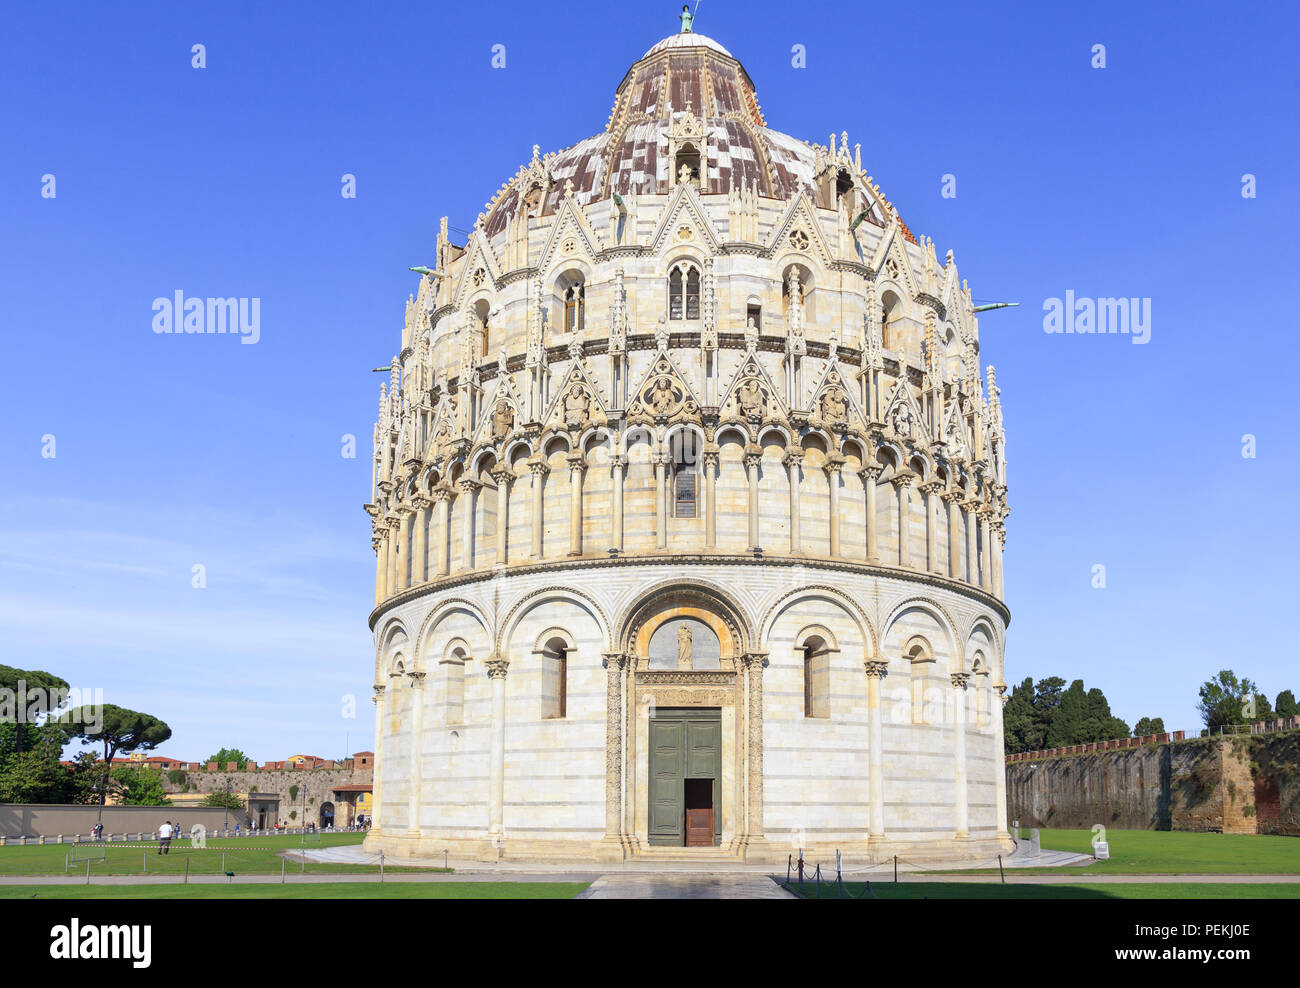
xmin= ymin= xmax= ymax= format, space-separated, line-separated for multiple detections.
xmin=482 ymin=31 xmax=913 ymax=244
xmin=642 ymin=31 xmax=733 ymax=59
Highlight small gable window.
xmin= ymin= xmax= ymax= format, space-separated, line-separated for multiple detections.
xmin=668 ymin=262 xmax=700 ymax=321
xmin=564 ymin=282 xmax=585 ymax=333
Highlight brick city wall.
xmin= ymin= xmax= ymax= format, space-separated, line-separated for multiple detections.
xmin=1006 ymin=729 xmax=1300 ymax=834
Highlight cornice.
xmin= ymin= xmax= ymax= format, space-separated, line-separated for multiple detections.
xmin=368 ymin=550 xmax=1011 ymax=630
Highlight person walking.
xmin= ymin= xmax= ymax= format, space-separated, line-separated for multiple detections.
xmin=158 ymin=819 xmax=173 ymax=855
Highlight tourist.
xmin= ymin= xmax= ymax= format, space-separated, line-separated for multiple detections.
xmin=158 ymin=819 xmax=172 ymax=855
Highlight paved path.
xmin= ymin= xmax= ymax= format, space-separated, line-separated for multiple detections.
xmin=578 ymin=875 xmax=793 ymax=898
xmin=3 ymin=872 xmax=1295 ymax=890
xmin=295 ymin=841 xmax=1093 ymax=874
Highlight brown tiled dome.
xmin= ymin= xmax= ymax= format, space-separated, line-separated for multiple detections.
xmin=484 ymin=33 xmax=907 ymax=239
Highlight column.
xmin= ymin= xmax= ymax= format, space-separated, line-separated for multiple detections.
xmin=892 ymin=476 xmax=913 ymax=568
xmin=943 ymin=491 xmax=961 ymax=579
xmin=920 ymin=482 xmax=942 ymax=574
xmin=373 ymin=534 xmax=386 ymax=605
xmin=860 ymin=465 xmax=881 ymax=562
xmin=434 ymin=487 xmax=452 ymax=577
xmin=610 ymin=454 xmax=625 ymax=554
xmin=602 ymin=653 xmax=625 ymax=846
xmin=385 ymin=518 xmax=399 ymax=593
xmin=826 ymin=458 xmax=843 ymax=557
xmin=865 ymin=660 xmax=888 ymax=838
xmin=370 ymin=686 xmax=386 ymax=832
xmin=491 ymin=468 xmax=512 ymax=565
xmin=978 ymin=511 xmax=992 ymax=591
xmin=785 ymin=449 xmax=802 ymax=554
xmin=654 ymin=452 xmax=668 ymax=550
xmin=486 ymin=657 xmax=509 ymax=840
xmin=411 ymin=496 xmax=429 ymax=584
xmin=406 ymin=672 xmax=425 ymax=833
xmin=963 ymin=499 xmax=979 ymax=585
xmin=529 ymin=461 xmax=548 ymax=559
xmin=396 ymin=508 xmax=413 ymax=592
xmin=744 ymin=653 xmax=767 ymax=845
xmin=745 ymin=449 xmax=762 ymax=552
xmin=951 ymin=672 xmax=970 ymax=838
xmin=568 ymin=452 xmax=585 ymax=556
xmin=702 ymin=449 xmax=718 ymax=549
xmin=992 ymin=524 xmax=1005 ymax=597
xmin=994 ymin=683 xmax=1009 ymax=836
xmin=458 ymin=479 xmax=480 ymax=572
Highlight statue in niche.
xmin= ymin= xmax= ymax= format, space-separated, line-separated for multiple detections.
xmin=491 ymin=400 xmax=514 ymax=440
xmin=564 ymin=384 xmax=590 ymax=428
xmin=738 ymin=377 xmax=766 ymax=420
xmin=820 ymin=386 xmax=848 ymax=425
xmin=677 ymin=623 xmax=693 ymax=670
xmin=890 ymin=400 xmax=915 ymax=439
xmin=650 ymin=378 xmax=675 ymax=414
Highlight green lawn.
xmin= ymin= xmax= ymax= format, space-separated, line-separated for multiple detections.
xmin=787 ymin=881 xmax=1300 ymax=900
xmin=0 ymin=833 xmax=448 ymax=877
xmin=927 ymin=829 xmax=1300 ymax=876
xmin=0 ymin=881 xmax=588 ymax=900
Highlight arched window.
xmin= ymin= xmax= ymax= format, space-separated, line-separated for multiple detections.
xmin=668 ymin=262 xmax=700 ymax=321
xmin=671 ymin=431 xmax=699 ymax=518
xmin=802 ymin=634 xmax=831 ymax=718
xmin=881 ymin=291 xmax=901 ymax=351
xmin=675 ymin=142 xmax=701 ymax=187
xmin=473 ymin=299 xmax=491 ymax=359
xmin=541 ymin=635 xmax=570 ymax=719
xmin=564 ymin=283 xmax=585 ymax=333
xmin=905 ymin=639 xmax=934 ymax=724
xmin=442 ymin=646 xmax=468 ymax=724
xmin=782 ymin=265 xmax=813 ymax=325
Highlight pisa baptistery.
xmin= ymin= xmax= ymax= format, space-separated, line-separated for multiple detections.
xmin=365 ymin=24 xmax=1012 ymax=864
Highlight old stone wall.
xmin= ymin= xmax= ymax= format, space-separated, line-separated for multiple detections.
xmin=1006 ymin=731 xmax=1300 ymax=834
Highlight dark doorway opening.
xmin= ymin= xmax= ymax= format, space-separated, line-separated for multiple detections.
xmin=649 ymin=707 xmax=721 ymax=846
xmin=684 ymin=778 xmax=714 ymax=847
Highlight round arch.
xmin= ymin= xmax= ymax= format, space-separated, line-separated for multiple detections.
xmin=413 ymin=597 xmax=492 ymax=672
xmin=880 ymin=596 xmax=959 ymax=665
xmin=758 ymin=584 xmax=876 ymax=659
xmin=498 ymin=585 xmax=612 ymax=655
xmin=617 ymin=578 xmax=753 ymax=663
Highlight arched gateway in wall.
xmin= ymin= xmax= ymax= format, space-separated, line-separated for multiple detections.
xmin=362 ymin=23 xmax=1013 ymax=864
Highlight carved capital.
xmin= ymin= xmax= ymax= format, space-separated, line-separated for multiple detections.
xmin=890 ymin=473 xmax=915 ymax=490
xmin=951 ymin=672 xmax=971 ymax=689
xmin=486 ymin=659 xmax=510 ymax=680
xmin=864 ymin=660 xmax=889 ymax=679
xmin=858 ymin=464 xmax=883 ymax=481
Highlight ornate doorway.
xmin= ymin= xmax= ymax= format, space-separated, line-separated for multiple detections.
xmin=648 ymin=708 xmax=721 ymax=846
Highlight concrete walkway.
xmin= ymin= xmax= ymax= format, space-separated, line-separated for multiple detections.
xmin=295 ymin=839 xmax=1092 ymax=875
xmin=2 ymin=871 xmax=1296 ymax=890
xmin=578 ymin=875 xmax=794 ymax=898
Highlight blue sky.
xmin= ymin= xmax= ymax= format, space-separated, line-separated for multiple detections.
xmin=1 ymin=1 xmax=1297 ymax=760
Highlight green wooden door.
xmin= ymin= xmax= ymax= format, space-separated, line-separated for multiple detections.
xmin=648 ymin=709 xmax=721 ymax=846
xmin=649 ymin=719 xmax=684 ymax=843
xmin=686 ymin=718 xmax=722 ymax=843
